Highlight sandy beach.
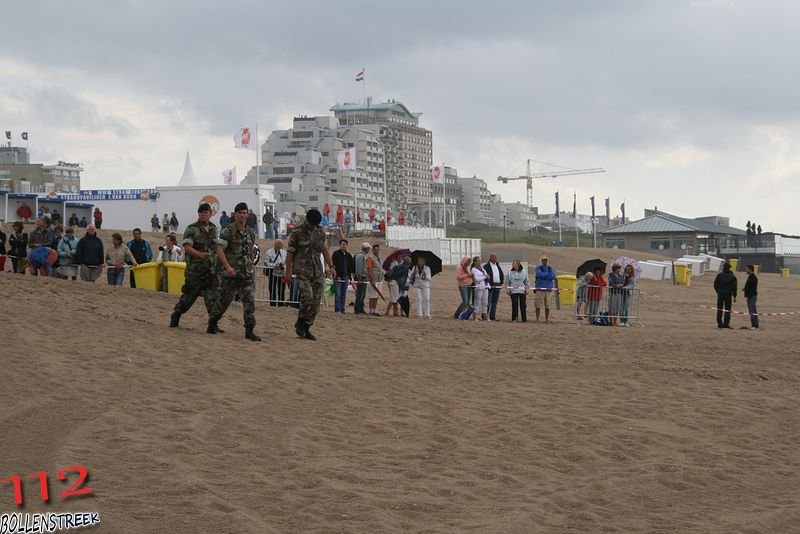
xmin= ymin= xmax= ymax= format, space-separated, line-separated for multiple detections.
xmin=1 ymin=239 xmax=799 ymax=533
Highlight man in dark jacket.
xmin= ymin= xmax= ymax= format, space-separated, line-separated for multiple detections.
xmin=484 ymin=253 xmax=505 ymax=321
xmin=331 ymin=239 xmax=355 ymax=314
xmin=713 ymin=262 xmax=738 ymax=329
xmin=246 ymin=209 xmax=258 ymax=233
xmin=127 ymin=228 xmax=153 ymax=288
xmin=743 ymin=264 xmax=759 ymax=330
xmin=75 ymin=225 xmax=104 ymax=282
xmin=262 ymin=208 xmax=274 ymax=239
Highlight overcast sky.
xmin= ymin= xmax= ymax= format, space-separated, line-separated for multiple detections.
xmin=3 ymin=0 xmax=800 ymax=233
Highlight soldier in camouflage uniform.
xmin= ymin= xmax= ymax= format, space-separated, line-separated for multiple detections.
xmin=170 ymin=203 xmax=219 ymax=329
xmin=208 ymin=202 xmax=261 ymax=341
xmin=284 ymin=209 xmax=335 ymax=341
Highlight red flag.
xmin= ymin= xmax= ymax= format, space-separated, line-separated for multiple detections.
xmin=398 ymin=211 xmax=405 ymax=225
xmin=369 ymin=208 xmax=376 ymax=222
xmin=323 ymin=203 xmax=330 ymax=215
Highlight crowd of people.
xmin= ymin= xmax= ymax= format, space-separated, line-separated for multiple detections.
xmin=4 ymin=206 xmax=766 ymax=337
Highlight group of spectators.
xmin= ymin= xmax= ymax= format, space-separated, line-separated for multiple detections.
xmin=0 ymin=217 xmax=185 ymax=286
xmin=574 ymin=263 xmax=638 ymax=326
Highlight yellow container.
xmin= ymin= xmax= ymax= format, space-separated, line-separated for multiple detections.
xmin=781 ymin=268 xmax=790 ymax=278
xmin=556 ymin=274 xmax=578 ymax=305
xmin=728 ymin=258 xmax=739 ymax=272
xmin=130 ymin=262 xmax=163 ymax=292
xmin=674 ymin=263 xmax=691 ymax=286
xmin=753 ymin=264 xmax=760 ymax=274
xmin=164 ymin=261 xmax=186 ymax=295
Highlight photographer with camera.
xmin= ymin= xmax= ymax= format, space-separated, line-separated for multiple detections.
xmin=264 ymin=239 xmax=287 ymax=306
xmin=155 ymin=234 xmax=183 ymax=262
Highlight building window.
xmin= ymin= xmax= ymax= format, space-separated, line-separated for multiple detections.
xmin=650 ymin=238 xmax=670 ymax=251
xmin=675 ymin=239 xmax=694 ymax=251
xmin=273 ymin=167 xmax=295 ymax=175
xmin=606 ymin=238 xmax=625 ymax=249
xmin=292 ymin=131 xmax=313 ymax=138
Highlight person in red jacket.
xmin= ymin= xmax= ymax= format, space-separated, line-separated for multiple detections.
xmin=93 ymin=207 xmax=103 ymax=229
xmin=587 ymin=267 xmax=607 ymax=321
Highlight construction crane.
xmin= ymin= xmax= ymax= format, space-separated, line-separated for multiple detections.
xmin=497 ymin=159 xmax=606 ymax=209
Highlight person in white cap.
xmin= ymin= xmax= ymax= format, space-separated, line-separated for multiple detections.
xmin=353 ymin=242 xmax=371 ymax=314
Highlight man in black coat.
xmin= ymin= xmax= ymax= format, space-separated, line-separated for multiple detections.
xmin=484 ymin=253 xmax=505 ymax=321
xmin=743 ymin=264 xmax=759 ymax=330
xmin=713 ymin=262 xmax=738 ymax=329
xmin=75 ymin=225 xmax=105 ymax=282
xmin=330 ymin=239 xmax=355 ymax=313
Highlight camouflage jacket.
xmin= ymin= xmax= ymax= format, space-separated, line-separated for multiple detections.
xmin=217 ymin=223 xmax=256 ymax=277
xmin=182 ymin=221 xmax=218 ymax=268
xmin=287 ymin=224 xmax=326 ymax=279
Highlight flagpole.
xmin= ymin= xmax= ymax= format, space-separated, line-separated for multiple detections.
xmin=557 ymin=191 xmax=562 ymax=244
xmin=428 ymin=170 xmax=433 ymax=229
xmin=442 ymin=163 xmax=446 ymax=237
xmin=255 ymin=123 xmax=260 ymax=188
xmin=574 ymin=192 xmax=579 ymax=248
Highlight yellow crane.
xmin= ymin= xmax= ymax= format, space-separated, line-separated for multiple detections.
xmin=497 ymin=159 xmax=605 ymax=209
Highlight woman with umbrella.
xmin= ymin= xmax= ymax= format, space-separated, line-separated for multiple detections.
xmin=382 ymin=249 xmax=410 ymax=317
xmin=621 ymin=263 xmax=637 ymax=326
xmin=408 ymin=255 xmax=432 ymax=318
xmin=607 ymin=263 xmax=625 ymax=326
xmin=587 ymin=266 xmax=607 ymax=322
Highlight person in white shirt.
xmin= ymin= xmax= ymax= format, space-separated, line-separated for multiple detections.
xmin=156 ymin=234 xmax=183 ymax=262
xmin=471 ymin=256 xmax=490 ymax=321
xmin=408 ymin=256 xmax=432 ymax=318
xmin=263 ymin=240 xmax=287 ymax=306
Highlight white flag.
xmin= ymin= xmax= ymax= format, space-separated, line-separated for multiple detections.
xmin=337 ymin=147 xmax=357 ymax=171
xmin=234 ymin=126 xmax=256 ymax=150
xmin=432 ymin=164 xmax=445 ymax=184
xmin=222 ymin=167 xmax=236 ymax=185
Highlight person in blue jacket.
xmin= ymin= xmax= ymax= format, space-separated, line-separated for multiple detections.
xmin=27 ymin=246 xmax=56 ymax=276
xmin=534 ymin=254 xmax=557 ymax=323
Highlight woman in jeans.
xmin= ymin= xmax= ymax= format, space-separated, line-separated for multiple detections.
xmin=409 ymin=256 xmax=432 ymax=318
xmin=621 ymin=264 xmax=636 ymax=326
xmin=105 ymin=232 xmax=137 ymax=285
xmin=453 ymin=256 xmax=473 ymax=318
xmin=471 ymin=256 xmax=490 ymax=321
xmin=607 ymin=263 xmax=625 ymax=326
xmin=506 ymin=259 xmax=530 ymax=322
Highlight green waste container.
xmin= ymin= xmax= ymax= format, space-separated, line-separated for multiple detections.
xmin=131 ymin=262 xmax=163 ymax=292
xmin=556 ymin=274 xmax=578 ymax=305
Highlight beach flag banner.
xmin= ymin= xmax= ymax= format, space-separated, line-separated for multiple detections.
xmin=555 ymin=191 xmax=560 ymax=216
xmin=355 ymin=68 xmax=365 ymax=82
xmin=222 ymin=167 xmax=236 ymax=185
xmin=21 ymin=132 xmax=28 ymax=141
xmin=234 ymin=126 xmax=256 ymax=150
xmin=605 ymin=197 xmax=610 ymax=221
xmin=572 ymin=192 xmax=577 ymax=218
xmin=4 ymin=131 xmax=10 ymax=140
xmin=337 ymin=147 xmax=357 ymax=171
xmin=590 ymin=196 xmax=596 ymax=219
xmin=621 ymin=202 xmax=626 ymax=224
xmin=432 ymin=164 xmax=444 ymax=184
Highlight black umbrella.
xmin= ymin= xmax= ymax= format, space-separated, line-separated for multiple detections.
xmin=410 ymin=250 xmax=443 ymax=277
xmin=576 ymin=258 xmax=607 ymax=278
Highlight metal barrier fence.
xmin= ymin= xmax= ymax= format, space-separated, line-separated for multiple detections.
xmin=573 ymin=285 xmax=641 ymax=326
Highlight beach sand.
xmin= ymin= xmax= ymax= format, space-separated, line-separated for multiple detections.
xmin=1 ymin=242 xmax=799 ymax=532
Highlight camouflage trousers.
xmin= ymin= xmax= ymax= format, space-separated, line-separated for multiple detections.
xmin=174 ymin=265 xmax=218 ymax=315
xmin=296 ymin=274 xmax=325 ymax=325
xmin=210 ymin=272 xmax=256 ymax=328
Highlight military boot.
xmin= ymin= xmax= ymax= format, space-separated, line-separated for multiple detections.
xmin=303 ymin=322 xmax=317 ymax=341
xmin=169 ymin=311 xmax=181 ymax=328
xmin=294 ymin=318 xmax=305 ymax=338
xmin=207 ymin=318 xmax=219 ymax=334
xmin=245 ymin=326 xmax=261 ymax=342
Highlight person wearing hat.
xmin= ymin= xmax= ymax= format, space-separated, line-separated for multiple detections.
xmin=283 ymin=208 xmax=335 ymax=340
xmin=170 ymin=202 xmax=220 ymax=329
xmin=353 ymin=241 xmax=371 ymax=315
xmin=534 ymin=254 xmax=557 ymax=323
xmin=206 ymin=202 xmax=260 ymax=341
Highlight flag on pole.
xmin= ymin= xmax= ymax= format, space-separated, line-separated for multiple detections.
xmin=4 ymin=131 xmax=10 ymax=140
xmin=222 ymin=167 xmax=237 ymax=185
xmin=590 ymin=196 xmax=596 ymax=221
xmin=21 ymin=132 xmax=28 ymax=141
xmin=431 ymin=164 xmax=444 ymax=184
xmin=572 ymin=192 xmax=577 ymax=218
xmin=233 ymin=126 xmax=256 ymax=150
xmin=337 ymin=147 xmax=357 ymax=170
xmin=355 ymin=68 xmax=365 ymax=82
xmin=604 ymin=197 xmax=610 ymax=222
xmin=620 ymin=202 xmax=626 ymax=224
xmin=555 ymin=191 xmax=560 ymax=216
